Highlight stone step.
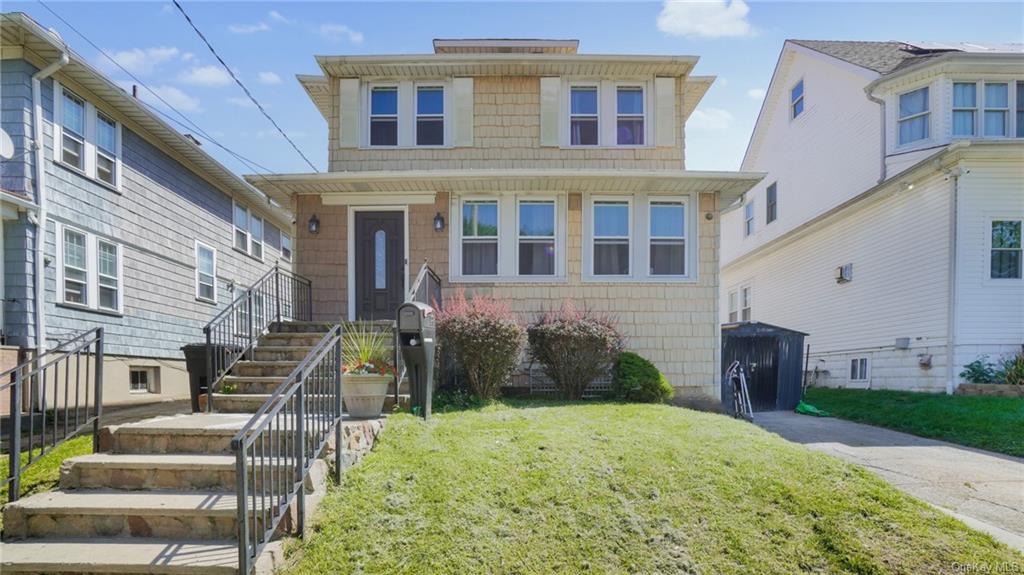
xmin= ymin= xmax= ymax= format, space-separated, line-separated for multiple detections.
xmin=2 ymin=490 xmax=251 ymax=540
xmin=232 ymin=360 xmax=299 ymax=378
xmin=209 ymin=393 xmax=276 ymax=414
xmin=220 ymin=376 xmax=285 ymax=395
xmin=100 ymin=413 xmax=303 ymax=455
xmin=259 ymin=332 xmax=329 ymax=347
xmin=0 ymin=538 xmax=238 ymax=574
xmin=270 ymin=321 xmax=335 ymax=334
xmin=59 ymin=453 xmax=295 ymax=492
xmin=252 ymin=346 xmax=315 ymax=361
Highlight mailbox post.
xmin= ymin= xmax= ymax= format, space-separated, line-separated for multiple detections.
xmin=397 ymin=302 xmax=436 ymax=419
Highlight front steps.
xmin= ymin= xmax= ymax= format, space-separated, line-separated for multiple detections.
xmin=0 ymin=321 xmax=360 ymax=574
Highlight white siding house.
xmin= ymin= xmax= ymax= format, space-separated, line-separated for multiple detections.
xmin=723 ymin=40 xmax=1024 ymax=392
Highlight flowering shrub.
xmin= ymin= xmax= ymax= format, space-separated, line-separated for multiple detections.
xmin=612 ymin=351 xmax=674 ymax=403
xmin=436 ymin=290 xmax=525 ymax=399
xmin=342 ymin=361 xmax=397 ymax=377
xmin=341 ymin=324 xmax=395 ymax=376
xmin=527 ymin=301 xmax=623 ymax=400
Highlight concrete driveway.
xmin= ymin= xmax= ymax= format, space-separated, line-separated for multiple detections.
xmin=755 ymin=411 xmax=1024 ymax=553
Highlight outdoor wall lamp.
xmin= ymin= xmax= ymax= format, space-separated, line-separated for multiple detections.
xmin=308 ymin=214 xmax=320 ymax=235
xmin=433 ymin=212 xmax=446 ymax=232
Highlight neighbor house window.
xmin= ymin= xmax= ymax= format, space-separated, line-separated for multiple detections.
xmin=1017 ymin=83 xmax=1024 ymax=138
xmin=744 ymin=202 xmax=755 ymax=237
xmin=281 ymin=232 xmax=292 ymax=261
xmin=250 ymin=215 xmax=264 ymax=260
xmin=196 ymin=241 xmax=217 ymax=303
xmin=62 ymin=228 xmax=88 ymax=305
xmin=728 ymin=291 xmax=738 ymax=322
xmin=461 ymin=200 xmax=498 ymax=275
xmin=518 ymin=200 xmax=555 ymax=276
xmin=97 ymin=239 xmax=120 ymax=311
xmin=416 ymin=86 xmax=444 ymax=146
xmin=95 ymin=112 xmax=118 ymax=186
xmin=740 ymin=286 xmax=752 ymax=321
xmin=570 ymin=86 xmax=599 ymax=146
xmin=370 ymin=86 xmax=399 ymax=146
xmin=791 ymin=79 xmax=804 ymax=119
xmin=592 ymin=200 xmax=630 ymax=276
xmin=233 ymin=203 xmax=248 ymax=251
xmin=991 ymin=220 xmax=1022 ymax=279
xmin=129 ymin=367 xmax=157 ymax=394
xmin=60 ymin=89 xmax=86 ymax=170
xmin=898 ymin=87 xmax=929 ymax=145
xmin=766 ymin=183 xmax=778 ymax=224
xmin=952 ymin=82 xmax=977 ymax=137
xmin=983 ymin=83 xmax=1009 ymax=137
xmin=850 ymin=358 xmax=869 ymax=382
xmin=58 ymin=224 xmax=123 ymax=312
xmin=616 ymin=86 xmax=644 ymax=145
xmin=649 ymin=201 xmax=686 ymax=276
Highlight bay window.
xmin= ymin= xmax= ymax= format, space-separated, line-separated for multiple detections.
xmin=953 ymin=82 xmax=977 ymax=137
xmin=616 ymin=86 xmax=645 ymax=145
xmin=518 ymin=200 xmax=555 ymax=276
xmin=592 ymin=200 xmax=630 ymax=276
xmin=370 ymin=86 xmax=399 ymax=146
xmin=60 ymin=89 xmax=86 ymax=170
xmin=570 ymin=86 xmax=599 ymax=146
xmin=898 ymin=87 xmax=929 ymax=145
xmin=461 ymin=200 xmax=498 ymax=276
xmin=416 ymin=86 xmax=444 ymax=146
xmin=983 ymin=83 xmax=1009 ymax=137
xmin=649 ymin=201 xmax=686 ymax=276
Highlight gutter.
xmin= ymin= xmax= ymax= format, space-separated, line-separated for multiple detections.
xmin=31 ymin=40 xmax=69 ymax=361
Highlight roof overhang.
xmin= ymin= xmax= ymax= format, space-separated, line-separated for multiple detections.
xmin=297 ymin=74 xmax=331 ymax=121
xmin=865 ymin=52 xmax=1024 ymax=94
xmin=1 ymin=12 xmax=292 ymax=229
xmin=432 ymin=39 xmax=579 ymax=54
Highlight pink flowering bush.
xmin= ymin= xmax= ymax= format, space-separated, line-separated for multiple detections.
xmin=527 ymin=301 xmax=624 ymax=400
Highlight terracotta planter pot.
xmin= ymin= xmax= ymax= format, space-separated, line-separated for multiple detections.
xmin=342 ymin=373 xmax=393 ymax=418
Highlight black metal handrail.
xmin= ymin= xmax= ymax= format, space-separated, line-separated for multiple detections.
xmin=2 ymin=327 xmax=104 ymax=503
xmin=231 ymin=324 xmax=343 ymax=574
xmin=203 ymin=265 xmax=312 ymax=412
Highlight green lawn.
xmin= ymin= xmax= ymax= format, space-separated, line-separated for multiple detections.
xmin=0 ymin=434 xmax=93 ymax=529
xmin=288 ymin=401 xmax=1021 ymax=574
xmin=805 ymin=387 xmax=1024 ymax=457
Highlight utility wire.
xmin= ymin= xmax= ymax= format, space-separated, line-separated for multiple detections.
xmin=171 ymin=0 xmax=319 ymax=172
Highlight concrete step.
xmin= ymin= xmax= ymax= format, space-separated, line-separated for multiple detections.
xmin=0 ymin=538 xmax=238 ymax=574
xmin=232 ymin=360 xmax=299 ymax=378
xmin=59 ymin=453 xmax=297 ymax=492
xmin=259 ymin=332 xmax=328 ymax=347
xmin=220 ymin=375 xmax=286 ymax=395
xmin=252 ymin=346 xmax=315 ymax=361
xmin=209 ymin=393 xmax=276 ymax=414
xmin=270 ymin=321 xmax=335 ymax=334
xmin=2 ymin=490 xmax=248 ymax=540
xmin=100 ymin=413 xmax=291 ymax=455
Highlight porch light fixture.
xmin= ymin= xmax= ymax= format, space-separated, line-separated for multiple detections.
xmin=308 ymin=214 xmax=320 ymax=235
xmin=433 ymin=212 xmax=446 ymax=232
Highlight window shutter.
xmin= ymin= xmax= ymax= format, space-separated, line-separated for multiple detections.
xmin=655 ymin=77 xmax=676 ymax=147
xmin=452 ymin=77 xmax=474 ymax=147
xmin=338 ymin=78 xmax=359 ymax=148
xmin=539 ymin=77 xmax=560 ymax=147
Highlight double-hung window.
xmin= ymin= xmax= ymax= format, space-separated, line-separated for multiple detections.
xmin=649 ymin=201 xmax=686 ymax=276
xmin=369 ymin=86 xmax=399 ymax=146
xmin=570 ymin=86 xmax=599 ymax=146
xmin=58 ymin=223 xmax=123 ymax=312
xmin=850 ymin=358 xmax=869 ymax=382
xmin=744 ymin=202 xmax=755 ymax=237
xmin=898 ymin=87 xmax=929 ymax=145
xmin=983 ymin=83 xmax=1009 ymax=137
xmin=196 ymin=241 xmax=217 ymax=303
xmin=616 ymin=86 xmax=645 ymax=145
xmin=790 ymin=79 xmax=804 ymax=119
xmin=97 ymin=239 xmax=120 ymax=311
xmin=250 ymin=215 xmax=264 ymax=260
xmin=740 ymin=286 xmax=752 ymax=321
xmin=416 ymin=86 xmax=444 ymax=146
xmin=281 ymin=232 xmax=292 ymax=262
xmin=95 ymin=112 xmax=118 ymax=185
xmin=953 ymin=82 xmax=977 ymax=137
xmin=991 ymin=220 xmax=1022 ymax=280
xmin=461 ymin=201 xmax=498 ymax=276
xmin=766 ymin=183 xmax=778 ymax=224
xmin=592 ymin=200 xmax=630 ymax=276
xmin=518 ymin=201 xmax=556 ymax=276
xmin=61 ymin=89 xmax=86 ymax=170
xmin=233 ymin=201 xmax=264 ymax=259
xmin=728 ymin=291 xmax=739 ymax=322
xmin=233 ymin=203 xmax=249 ymax=251
xmin=1017 ymin=82 xmax=1024 ymax=138
xmin=63 ymin=228 xmax=88 ymax=305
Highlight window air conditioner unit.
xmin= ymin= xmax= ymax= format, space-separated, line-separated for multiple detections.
xmin=835 ymin=264 xmax=853 ymax=284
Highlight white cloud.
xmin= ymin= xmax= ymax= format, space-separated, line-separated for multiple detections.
xmin=226 ymin=96 xmax=256 ymax=108
xmin=268 ymin=10 xmax=290 ymax=23
xmin=319 ymin=23 xmax=364 ymax=44
xmin=124 ymin=82 xmax=201 ymax=112
xmin=228 ymin=21 xmax=270 ymax=34
xmin=179 ymin=65 xmax=234 ymax=87
xmin=101 ymin=46 xmax=180 ymax=75
xmin=257 ymin=71 xmax=282 ymax=85
xmin=747 ymin=88 xmax=766 ymax=101
xmin=657 ymin=0 xmax=754 ymax=39
xmin=688 ymin=108 xmax=733 ymax=132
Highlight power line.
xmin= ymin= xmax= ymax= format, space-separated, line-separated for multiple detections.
xmin=171 ymin=0 xmax=319 ymax=173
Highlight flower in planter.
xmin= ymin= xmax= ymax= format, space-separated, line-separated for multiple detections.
xmin=341 ymin=324 xmax=395 ymax=376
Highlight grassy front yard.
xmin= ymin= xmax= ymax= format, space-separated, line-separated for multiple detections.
xmin=0 ymin=434 xmax=93 ymax=529
xmin=805 ymin=387 xmax=1024 ymax=457
xmin=289 ymin=401 xmax=1020 ymax=574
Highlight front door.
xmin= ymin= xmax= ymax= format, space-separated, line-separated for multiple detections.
xmin=354 ymin=211 xmax=405 ymax=320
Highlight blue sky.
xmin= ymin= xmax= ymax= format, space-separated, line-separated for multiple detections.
xmin=10 ymin=1 xmax=1023 ymax=175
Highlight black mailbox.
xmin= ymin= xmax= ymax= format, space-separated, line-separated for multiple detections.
xmin=397 ymin=301 xmax=436 ymax=419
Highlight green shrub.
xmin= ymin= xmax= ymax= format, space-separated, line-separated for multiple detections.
xmin=436 ymin=290 xmax=525 ymax=399
xmin=1001 ymin=353 xmax=1024 ymax=386
xmin=612 ymin=351 xmax=674 ymax=403
xmin=527 ymin=302 xmax=623 ymax=400
xmin=960 ymin=356 xmax=998 ymax=384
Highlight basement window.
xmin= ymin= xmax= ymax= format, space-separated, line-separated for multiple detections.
xmin=850 ymin=358 xmax=869 ymax=382
xmin=129 ymin=367 xmax=158 ymax=394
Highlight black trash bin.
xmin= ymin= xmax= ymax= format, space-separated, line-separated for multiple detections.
xmin=181 ymin=344 xmax=211 ymax=412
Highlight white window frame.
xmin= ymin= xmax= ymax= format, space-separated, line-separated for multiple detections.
xmin=54 ymin=221 xmax=124 ymax=314
xmin=982 ymin=81 xmax=1010 ymax=138
xmin=952 ymin=81 xmax=978 ymax=138
xmin=53 ymin=81 xmax=122 ymax=191
xmin=766 ymin=182 xmax=778 ymax=224
xmin=744 ymin=201 xmax=755 ymax=237
xmin=515 ymin=198 xmax=557 ymax=277
xmin=250 ymin=214 xmax=264 ymax=261
xmin=850 ymin=357 xmax=870 ymax=382
xmin=647 ymin=197 xmax=688 ymax=278
xmin=459 ymin=198 xmax=501 ymax=278
xmin=568 ymin=82 xmax=600 ymax=147
xmin=790 ymin=79 xmax=804 ymax=119
xmin=414 ymin=85 xmax=446 ymax=147
xmin=590 ymin=196 xmax=633 ymax=277
xmin=195 ymin=240 xmax=218 ymax=303
xmin=367 ymin=83 xmax=400 ymax=148
xmin=740 ymin=285 xmax=752 ymax=321
xmin=1016 ymin=80 xmax=1024 ymax=139
xmin=615 ymin=84 xmax=646 ymax=146
xmin=232 ymin=200 xmax=265 ymax=260
xmin=96 ymin=238 xmax=121 ymax=313
xmin=564 ymin=80 xmax=652 ymax=148
xmin=281 ymin=231 xmax=292 ymax=262
xmin=896 ymin=86 xmax=930 ymax=146
xmin=129 ymin=366 xmax=158 ymax=394
xmin=727 ymin=290 xmax=739 ymax=323
xmin=986 ymin=216 xmax=1023 ymax=282
xmin=362 ymin=82 xmax=450 ymax=149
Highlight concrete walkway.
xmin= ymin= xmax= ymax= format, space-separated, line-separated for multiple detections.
xmin=755 ymin=411 xmax=1024 ymax=553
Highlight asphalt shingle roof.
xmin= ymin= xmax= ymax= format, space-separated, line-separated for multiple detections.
xmin=789 ymin=40 xmax=933 ymax=75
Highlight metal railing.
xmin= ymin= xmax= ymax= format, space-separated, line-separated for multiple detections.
xmin=2 ymin=327 xmax=104 ymax=503
xmin=203 ymin=265 xmax=312 ymax=411
xmin=231 ymin=324 xmax=343 ymax=574
xmin=408 ymin=260 xmax=443 ymax=310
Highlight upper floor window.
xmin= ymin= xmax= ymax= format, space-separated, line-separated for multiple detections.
xmin=416 ymin=86 xmax=444 ymax=146
xmin=233 ymin=201 xmax=264 ymax=260
xmin=766 ymin=183 xmax=778 ymax=224
xmin=570 ymin=86 xmax=599 ymax=146
xmin=461 ymin=200 xmax=499 ymax=276
xmin=743 ymin=201 xmax=755 ymax=237
xmin=250 ymin=215 xmax=264 ymax=260
xmin=55 ymin=84 xmax=121 ymax=189
xmin=983 ymin=83 xmax=1009 ymax=137
xmin=898 ymin=87 xmax=929 ymax=145
xmin=991 ymin=219 xmax=1022 ymax=280
xmin=370 ymin=86 xmax=398 ymax=146
xmin=616 ymin=87 xmax=645 ymax=145
xmin=96 ymin=112 xmax=118 ymax=186
xmin=518 ymin=200 xmax=556 ymax=276
xmin=649 ymin=201 xmax=686 ymax=276
xmin=729 ymin=284 xmax=752 ymax=322
xmin=1017 ymin=83 xmax=1024 ymax=138
xmin=592 ymin=200 xmax=631 ymax=276
xmin=57 ymin=222 xmax=123 ymax=313
xmin=61 ymin=89 xmax=86 ymax=170
xmin=728 ymin=291 xmax=738 ymax=322
xmin=953 ymin=82 xmax=977 ymax=137
xmin=790 ymin=80 xmax=804 ymax=119
xmin=281 ymin=232 xmax=292 ymax=262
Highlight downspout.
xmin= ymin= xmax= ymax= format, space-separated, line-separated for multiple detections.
xmin=865 ymin=90 xmax=887 ymax=184
xmin=31 ymin=47 xmax=69 ymax=362
xmin=945 ymin=168 xmax=961 ymax=395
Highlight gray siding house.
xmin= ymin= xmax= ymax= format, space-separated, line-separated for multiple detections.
xmin=1 ymin=13 xmax=293 ymax=405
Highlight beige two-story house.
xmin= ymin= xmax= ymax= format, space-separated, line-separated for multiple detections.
xmin=248 ymin=39 xmax=762 ymax=400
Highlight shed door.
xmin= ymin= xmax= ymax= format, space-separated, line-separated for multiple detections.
xmin=722 ymin=336 xmax=779 ymax=412
xmin=354 ymin=211 xmax=405 ymax=320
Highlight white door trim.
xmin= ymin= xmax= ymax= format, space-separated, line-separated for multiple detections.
xmin=346 ymin=205 xmax=410 ymax=321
